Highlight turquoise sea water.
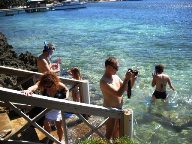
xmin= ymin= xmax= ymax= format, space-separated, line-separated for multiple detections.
xmin=0 ymin=0 xmax=192 ymax=143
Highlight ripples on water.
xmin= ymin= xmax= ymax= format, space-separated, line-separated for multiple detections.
xmin=0 ymin=0 xmax=192 ymax=143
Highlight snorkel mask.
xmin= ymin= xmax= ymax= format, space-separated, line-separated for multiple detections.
xmin=44 ymin=42 xmax=55 ymax=57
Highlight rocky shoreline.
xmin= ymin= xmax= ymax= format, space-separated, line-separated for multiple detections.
xmin=0 ymin=32 xmax=40 ymax=140
xmin=0 ymin=33 xmax=37 ymax=70
xmin=0 ymin=32 xmax=37 ymax=112
xmin=0 ymin=32 xmax=105 ymax=143
xmin=0 ymin=32 xmax=37 ymax=87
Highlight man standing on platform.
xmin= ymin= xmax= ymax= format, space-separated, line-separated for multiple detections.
xmin=100 ymin=56 xmax=137 ymax=141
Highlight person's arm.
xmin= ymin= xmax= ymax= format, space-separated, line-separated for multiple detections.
xmin=50 ymin=63 xmax=60 ymax=73
xmin=67 ymin=69 xmax=73 ymax=76
xmin=50 ymin=57 xmax=61 ymax=73
xmin=151 ymin=72 xmax=157 ymax=87
xmin=100 ymin=71 xmax=132 ymax=97
xmin=167 ymin=77 xmax=175 ymax=91
xmin=22 ymin=81 xmax=39 ymax=96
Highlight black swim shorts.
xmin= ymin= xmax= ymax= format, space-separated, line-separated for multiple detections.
xmin=153 ymin=90 xmax=167 ymax=99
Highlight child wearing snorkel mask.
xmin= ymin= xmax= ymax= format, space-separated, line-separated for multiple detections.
xmin=44 ymin=42 xmax=55 ymax=57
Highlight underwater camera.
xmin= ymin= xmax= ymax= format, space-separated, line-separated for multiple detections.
xmin=128 ymin=68 xmax=138 ymax=76
xmin=127 ymin=69 xmax=139 ymax=99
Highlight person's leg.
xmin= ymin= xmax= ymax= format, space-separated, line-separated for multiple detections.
xmin=76 ymin=93 xmax=81 ymax=102
xmin=112 ymin=119 xmax=120 ymax=139
xmin=44 ymin=119 xmax=51 ymax=133
xmin=162 ymin=92 xmax=168 ymax=102
xmin=105 ymin=118 xmax=116 ymax=140
xmin=151 ymin=95 xmax=156 ymax=103
xmin=55 ymin=121 xmax=63 ymax=141
xmin=72 ymin=91 xmax=81 ymax=102
xmin=162 ymin=98 xmax=167 ymax=102
xmin=152 ymin=91 xmax=158 ymax=103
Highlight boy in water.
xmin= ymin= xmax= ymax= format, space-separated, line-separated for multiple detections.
xmin=151 ymin=64 xmax=175 ymax=102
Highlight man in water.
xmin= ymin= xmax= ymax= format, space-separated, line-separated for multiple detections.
xmin=37 ymin=42 xmax=60 ymax=74
xmin=151 ymin=64 xmax=175 ymax=102
xmin=100 ymin=56 xmax=137 ymax=140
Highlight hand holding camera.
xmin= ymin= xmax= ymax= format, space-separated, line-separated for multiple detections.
xmin=128 ymin=69 xmax=138 ymax=76
xmin=125 ymin=70 xmax=132 ymax=81
xmin=127 ymin=69 xmax=138 ymax=99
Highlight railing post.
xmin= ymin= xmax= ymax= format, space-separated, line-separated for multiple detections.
xmin=120 ymin=109 xmax=133 ymax=138
xmin=79 ymin=80 xmax=90 ymax=104
xmin=62 ymin=111 xmax=68 ymax=144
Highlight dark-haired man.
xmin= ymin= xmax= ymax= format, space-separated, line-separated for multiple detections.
xmin=151 ymin=64 xmax=175 ymax=102
xmin=100 ymin=56 xmax=137 ymax=140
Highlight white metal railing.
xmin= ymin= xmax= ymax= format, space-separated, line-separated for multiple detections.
xmin=0 ymin=66 xmax=133 ymax=143
xmin=0 ymin=65 xmax=90 ymax=104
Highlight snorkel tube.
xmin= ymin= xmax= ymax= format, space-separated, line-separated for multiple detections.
xmin=44 ymin=41 xmax=47 ymax=49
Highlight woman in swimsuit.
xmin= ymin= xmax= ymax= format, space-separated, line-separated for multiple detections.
xmin=23 ymin=72 xmax=69 ymax=142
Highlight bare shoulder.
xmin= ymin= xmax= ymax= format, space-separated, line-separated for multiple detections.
xmin=163 ymin=73 xmax=170 ymax=78
xmin=100 ymin=75 xmax=106 ymax=83
xmin=37 ymin=57 xmax=47 ymax=65
xmin=100 ymin=78 xmax=107 ymax=90
xmin=59 ymin=82 xmax=66 ymax=87
xmin=37 ymin=54 xmax=43 ymax=60
xmin=162 ymin=74 xmax=171 ymax=81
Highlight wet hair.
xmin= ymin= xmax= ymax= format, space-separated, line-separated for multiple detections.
xmin=105 ymin=56 xmax=118 ymax=67
xmin=70 ymin=67 xmax=81 ymax=80
xmin=71 ymin=67 xmax=80 ymax=75
xmin=155 ymin=64 xmax=164 ymax=74
xmin=38 ymin=72 xmax=60 ymax=90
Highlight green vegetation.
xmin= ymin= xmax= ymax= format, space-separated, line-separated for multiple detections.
xmin=113 ymin=137 xmax=136 ymax=144
xmin=79 ymin=137 xmax=137 ymax=144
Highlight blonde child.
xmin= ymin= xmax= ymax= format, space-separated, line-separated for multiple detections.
xmin=67 ymin=67 xmax=82 ymax=102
